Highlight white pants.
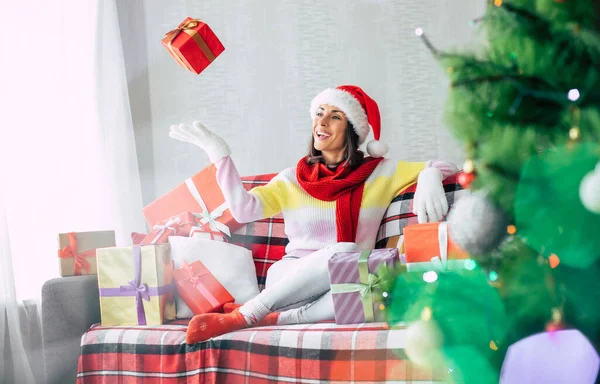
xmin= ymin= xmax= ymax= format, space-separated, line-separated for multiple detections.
xmin=258 ymin=242 xmax=359 ymax=323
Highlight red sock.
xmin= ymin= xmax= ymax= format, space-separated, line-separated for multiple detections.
xmin=223 ymin=303 xmax=242 ymax=313
xmin=186 ymin=310 xmax=248 ymax=344
xmin=256 ymin=311 xmax=280 ymax=326
xmin=223 ymin=303 xmax=279 ymax=326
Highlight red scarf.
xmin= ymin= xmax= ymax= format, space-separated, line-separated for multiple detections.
xmin=296 ymin=156 xmax=384 ymax=242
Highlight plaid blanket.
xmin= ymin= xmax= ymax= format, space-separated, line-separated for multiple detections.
xmin=77 ymin=172 xmax=465 ymax=383
xmin=77 ymin=321 xmax=445 ymax=383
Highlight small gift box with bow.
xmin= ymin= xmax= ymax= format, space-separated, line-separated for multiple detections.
xmin=161 ymin=17 xmax=225 ymax=75
xmin=138 ymin=211 xmax=199 ymax=245
xmin=143 ymin=164 xmax=241 ymax=239
xmin=189 ymin=222 xmax=228 ymax=242
xmin=328 ymin=248 xmax=399 ymax=325
xmin=96 ymin=244 xmax=176 ymax=326
xmin=401 ymin=222 xmax=470 ymax=272
xmin=174 ymin=260 xmax=234 ymax=316
xmin=57 ymin=231 xmax=116 ymax=277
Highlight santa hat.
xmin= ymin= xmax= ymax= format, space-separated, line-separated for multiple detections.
xmin=309 ymin=85 xmax=388 ymax=158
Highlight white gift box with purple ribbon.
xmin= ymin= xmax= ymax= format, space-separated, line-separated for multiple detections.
xmin=96 ymin=244 xmax=176 ymax=326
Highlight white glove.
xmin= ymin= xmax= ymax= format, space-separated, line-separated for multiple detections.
xmin=169 ymin=121 xmax=231 ymax=164
xmin=412 ymin=167 xmax=448 ymax=223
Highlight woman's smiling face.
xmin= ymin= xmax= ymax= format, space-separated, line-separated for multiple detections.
xmin=313 ymin=104 xmax=348 ymax=158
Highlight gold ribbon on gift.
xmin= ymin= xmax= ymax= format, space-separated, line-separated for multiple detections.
xmin=330 ymin=250 xmax=381 ymax=322
xmin=163 ymin=18 xmax=216 ymax=73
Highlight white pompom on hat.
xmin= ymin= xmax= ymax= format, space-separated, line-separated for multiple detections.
xmin=309 ymin=85 xmax=388 ymax=158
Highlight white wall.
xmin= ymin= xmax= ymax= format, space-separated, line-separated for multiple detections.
xmin=118 ymin=0 xmax=486 ymax=205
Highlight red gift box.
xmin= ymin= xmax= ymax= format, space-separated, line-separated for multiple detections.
xmin=401 ymin=222 xmax=470 ymax=272
xmin=142 ymin=164 xmax=242 ymax=237
xmin=161 ymin=17 xmax=225 ymax=75
xmin=174 ymin=260 xmax=234 ymax=315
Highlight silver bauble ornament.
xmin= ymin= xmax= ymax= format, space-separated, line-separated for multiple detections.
xmin=447 ymin=192 xmax=509 ymax=255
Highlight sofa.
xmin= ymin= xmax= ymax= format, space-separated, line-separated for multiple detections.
xmin=41 ymin=172 xmax=465 ymax=384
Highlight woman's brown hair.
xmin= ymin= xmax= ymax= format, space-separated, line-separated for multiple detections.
xmin=306 ymin=121 xmax=365 ymax=169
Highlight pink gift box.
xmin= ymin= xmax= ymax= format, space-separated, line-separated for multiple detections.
xmin=328 ymin=248 xmax=399 ymax=324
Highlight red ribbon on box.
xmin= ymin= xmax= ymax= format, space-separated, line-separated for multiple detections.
xmin=58 ymin=232 xmax=95 ymax=275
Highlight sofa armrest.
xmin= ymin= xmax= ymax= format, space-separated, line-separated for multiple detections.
xmin=41 ymin=275 xmax=100 ymax=384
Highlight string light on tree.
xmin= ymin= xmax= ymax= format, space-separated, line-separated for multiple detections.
xmin=579 ymin=162 xmax=600 ymax=214
xmin=569 ymin=127 xmax=581 ymax=141
xmin=568 ymin=89 xmax=580 ymax=102
xmin=545 ymin=307 xmax=567 ymax=334
xmin=423 ymin=271 xmax=438 ymax=283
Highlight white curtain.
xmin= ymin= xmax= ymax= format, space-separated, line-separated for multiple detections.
xmin=0 ymin=0 xmax=146 ymax=382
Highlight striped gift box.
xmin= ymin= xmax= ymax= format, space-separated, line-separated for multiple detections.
xmin=328 ymin=248 xmax=399 ymax=325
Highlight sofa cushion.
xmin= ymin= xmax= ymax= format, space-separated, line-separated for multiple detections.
xmin=77 ymin=321 xmax=445 ymax=383
xmin=231 ymin=173 xmax=288 ymax=290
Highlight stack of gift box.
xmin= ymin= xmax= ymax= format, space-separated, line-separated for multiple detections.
xmin=57 ymin=164 xmax=258 ymax=326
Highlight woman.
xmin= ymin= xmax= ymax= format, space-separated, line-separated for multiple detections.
xmin=170 ymin=85 xmax=458 ymax=344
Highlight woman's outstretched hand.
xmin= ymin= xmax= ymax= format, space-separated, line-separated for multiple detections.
xmin=412 ymin=167 xmax=448 ymax=223
xmin=169 ymin=121 xmax=231 ymax=163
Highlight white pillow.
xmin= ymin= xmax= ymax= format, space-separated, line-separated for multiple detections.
xmin=168 ymin=236 xmax=260 ymax=319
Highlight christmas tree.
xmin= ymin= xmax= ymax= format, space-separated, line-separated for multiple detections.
xmin=381 ymin=1 xmax=600 ymax=382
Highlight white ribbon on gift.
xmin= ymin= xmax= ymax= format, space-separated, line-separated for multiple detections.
xmin=151 ymin=216 xmax=181 ymax=244
xmin=430 ymin=221 xmax=449 ymax=271
xmin=406 ymin=222 xmax=465 ymax=272
xmin=185 ymin=178 xmax=231 ymax=237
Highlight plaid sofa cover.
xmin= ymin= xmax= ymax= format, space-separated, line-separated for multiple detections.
xmin=77 ymin=172 xmax=465 ymax=383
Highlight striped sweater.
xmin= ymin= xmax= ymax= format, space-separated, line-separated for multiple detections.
xmin=216 ymin=157 xmax=458 ymax=256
